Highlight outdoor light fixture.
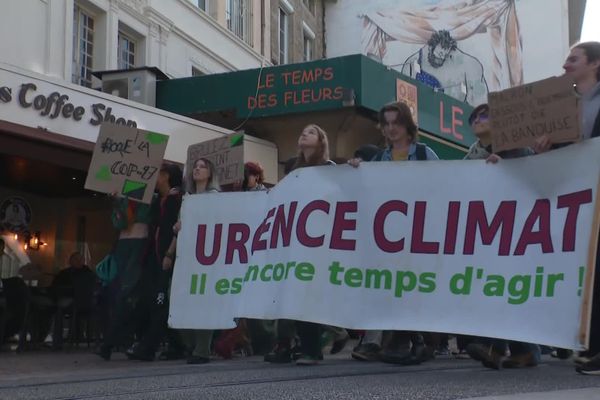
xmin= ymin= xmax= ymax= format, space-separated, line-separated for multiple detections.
xmin=28 ymin=231 xmax=43 ymax=251
xmin=18 ymin=231 xmax=46 ymax=251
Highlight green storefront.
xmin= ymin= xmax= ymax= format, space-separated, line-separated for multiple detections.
xmin=156 ymin=54 xmax=476 ymax=178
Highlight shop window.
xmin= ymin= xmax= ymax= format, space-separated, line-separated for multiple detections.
xmin=226 ymin=0 xmax=253 ymax=46
xmin=197 ymin=0 xmax=208 ymax=11
xmin=117 ymin=32 xmax=136 ymax=70
xmin=303 ymin=35 xmax=313 ymax=61
xmin=72 ymin=5 xmax=95 ymax=88
xmin=279 ymin=8 xmax=289 ymax=64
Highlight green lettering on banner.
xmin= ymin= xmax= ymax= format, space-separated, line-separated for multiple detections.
xmin=216 ymin=278 xmax=230 ymax=295
xmin=295 ymin=262 xmax=315 ymax=281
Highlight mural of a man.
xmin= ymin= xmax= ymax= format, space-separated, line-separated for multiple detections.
xmin=362 ymin=0 xmax=523 ymax=105
xmin=400 ymin=30 xmax=488 ymax=105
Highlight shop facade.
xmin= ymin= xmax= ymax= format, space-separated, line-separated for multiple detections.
xmin=156 ymin=54 xmax=477 ymax=178
xmin=0 ymin=62 xmax=276 ymax=281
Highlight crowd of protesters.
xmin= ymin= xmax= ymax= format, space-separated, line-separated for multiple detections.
xmin=1 ymin=41 xmax=599 ymax=376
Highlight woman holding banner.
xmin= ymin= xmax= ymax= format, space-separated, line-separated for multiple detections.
xmin=166 ymin=157 xmax=221 ymax=364
xmin=348 ymin=101 xmax=438 ymax=365
xmin=264 ymin=124 xmax=346 ymax=366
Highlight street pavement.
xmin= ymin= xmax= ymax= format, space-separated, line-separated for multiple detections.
xmin=1 ymin=345 xmax=600 ymax=400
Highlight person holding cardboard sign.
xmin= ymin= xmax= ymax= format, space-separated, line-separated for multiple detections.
xmin=461 ymin=104 xmax=541 ymax=369
xmin=464 ymin=104 xmax=533 ymax=161
xmin=96 ymin=189 xmax=157 ymax=361
xmin=534 ymin=42 xmax=600 ymax=152
xmin=532 ymin=41 xmax=600 ymax=376
xmin=125 ymin=164 xmax=185 ymax=362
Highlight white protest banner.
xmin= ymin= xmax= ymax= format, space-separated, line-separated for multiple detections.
xmin=489 ymin=75 xmax=580 ymax=153
xmin=170 ymin=139 xmax=600 ymax=349
xmin=85 ymin=122 xmax=169 ymax=204
xmin=186 ymin=134 xmax=245 ymax=186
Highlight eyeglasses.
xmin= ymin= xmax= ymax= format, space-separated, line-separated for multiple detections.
xmin=470 ymin=113 xmax=489 ymax=125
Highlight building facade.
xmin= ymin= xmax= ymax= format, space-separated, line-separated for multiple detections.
xmin=0 ymin=0 xmax=272 ymax=89
xmin=270 ymin=0 xmax=325 ymax=65
xmin=0 ymin=0 xmax=280 ymax=278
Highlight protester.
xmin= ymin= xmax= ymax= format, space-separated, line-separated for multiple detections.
xmin=97 ymin=185 xmax=157 ymax=360
xmin=463 ymin=104 xmax=533 ymax=161
xmin=461 ymin=103 xmax=541 ymax=369
xmin=126 ymin=164 xmax=184 ymax=361
xmin=531 ymin=41 xmax=600 ymax=375
xmin=242 ymin=162 xmax=267 ymax=192
xmin=348 ymin=101 xmax=438 ymax=365
xmin=264 ymin=124 xmax=337 ymax=366
xmin=168 ymin=158 xmax=221 ymax=364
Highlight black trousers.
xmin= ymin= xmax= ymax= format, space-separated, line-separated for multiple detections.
xmin=588 ymin=237 xmax=600 ymax=355
xmin=296 ymin=321 xmax=321 ymax=358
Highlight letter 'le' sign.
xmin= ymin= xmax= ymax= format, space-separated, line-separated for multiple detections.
xmin=489 ymin=75 xmax=580 ymax=153
xmin=85 ymin=122 xmax=169 ymax=204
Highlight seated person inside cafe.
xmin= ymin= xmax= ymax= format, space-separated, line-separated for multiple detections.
xmin=51 ymin=251 xmax=97 ymax=349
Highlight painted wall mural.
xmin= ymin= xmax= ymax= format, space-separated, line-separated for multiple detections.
xmin=361 ymin=0 xmax=524 ymax=105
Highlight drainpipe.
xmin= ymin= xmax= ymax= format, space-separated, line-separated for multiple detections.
xmin=261 ymin=0 xmax=266 ymax=57
xmin=321 ymin=0 xmax=326 ymax=58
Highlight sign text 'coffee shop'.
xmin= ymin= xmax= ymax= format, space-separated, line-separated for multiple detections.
xmin=0 ymin=82 xmax=137 ymax=127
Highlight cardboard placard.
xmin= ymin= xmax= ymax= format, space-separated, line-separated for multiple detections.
xmin=85 ymin=123 xmax=169 ymax=204
xmin=489 ymin=75 xmax=580 ymax=152
xmin=396 ymin=79 xmax=418 ymax=124
xmin=186 ymin=134 xmax=245 ymax=187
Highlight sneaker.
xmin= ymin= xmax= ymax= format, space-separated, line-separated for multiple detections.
xmin=576 ymin=356 xmax=600 ymax=375
xmin=435 ymin=345 xmax=450 ymax=356
xmin=556 ymin=349 xmax=573 ymax=360
xmin=381 ymin=349 xmax=413 ymax=364
xmin=351 ymin=343 xmax=382 ymax=361
xmin=454 ymin=349 xmax=471 ymax=360
xmin=502 ymin=352 xmax=539 ymax=368
xmin=413 ymin=344 xmax=435 ymax=363
xmin=466 ymin=343 xmax=502 ymax=369
xmin=158 ymin=349 xmax=185 ymax=361
xmin=264 ymin=346 xmax=292 ymax=363
xmin=296 ymin=354 xmax=320 ymax=366
xmin=574 ymin=352 xmax=592 ymax=365
xmin=126 ymin=347 xmax=155 ymax=361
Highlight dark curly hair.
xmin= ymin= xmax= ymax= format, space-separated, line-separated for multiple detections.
xmin=428 ymin=30 xmax=458 ymax=51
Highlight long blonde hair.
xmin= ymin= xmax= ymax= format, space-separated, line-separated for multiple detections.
xmin=185 ymin=158 xmax=221 ymax=194
xmin=292 ymin=124 xmax=330 ymax=170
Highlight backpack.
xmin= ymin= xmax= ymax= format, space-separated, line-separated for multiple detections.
xmin=372 ymin=143 xmax=428 ymax=161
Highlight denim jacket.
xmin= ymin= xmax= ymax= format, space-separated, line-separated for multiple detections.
xmin=372 ymin=143 xmax=439 ymax=161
